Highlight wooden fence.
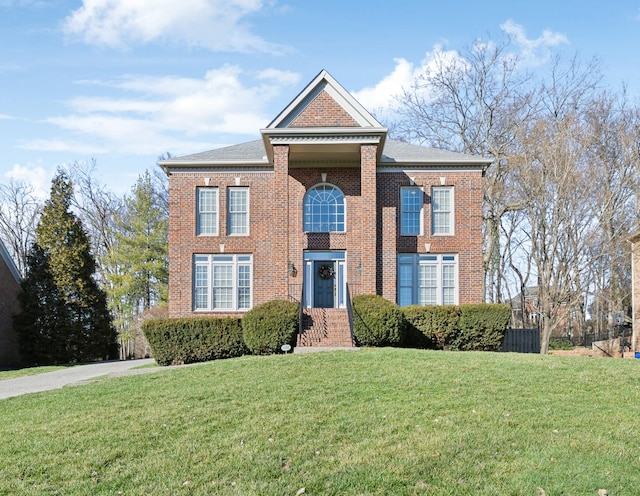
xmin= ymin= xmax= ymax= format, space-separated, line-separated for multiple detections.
xmin=502 ymin=328 xmax=540 ymax=354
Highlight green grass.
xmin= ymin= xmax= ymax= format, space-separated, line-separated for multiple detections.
xmin=1 ymin=348 xmax=639 ymax=495
xmin=0 ymin=364 xmax=73 ymax=380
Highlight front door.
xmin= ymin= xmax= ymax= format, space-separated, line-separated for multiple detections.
xmin=314 ymin=261 xmax=335 ymax=308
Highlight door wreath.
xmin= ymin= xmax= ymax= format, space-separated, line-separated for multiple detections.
xmin=318 ymin=264 xmax=334 ymax=280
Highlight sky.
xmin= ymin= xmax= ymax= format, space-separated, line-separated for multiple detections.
xmin=1 ymin=0 xmax=639 ymax=197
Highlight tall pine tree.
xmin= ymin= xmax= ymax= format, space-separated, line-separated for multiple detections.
xmin=14 ymin=171 xmax=117 ymax=365
xmin=106 ymin=170 xmax=168 ymax=332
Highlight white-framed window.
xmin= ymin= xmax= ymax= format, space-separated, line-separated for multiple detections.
xmin=227 ymin=187 xmax=249 ymax=235
xmin=194 ymin=254 xmax=252 ymax=311
xmin=400 ymin=186 xmax=423 ymax=235
xmin=432 ymin=186 xmax=453 ymax=235
xmin=196 ymin=187 xmax=218 ymax=236
xmin=303 ymin=184 xmax=346 ymax=232
xmin=397 ymin=253 xmax=458 ymax=306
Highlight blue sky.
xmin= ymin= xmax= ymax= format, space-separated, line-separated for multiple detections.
xmin=1 ymin=0 xmax=639 ymax=196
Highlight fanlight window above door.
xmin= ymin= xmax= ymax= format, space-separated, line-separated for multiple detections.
xmin=303 ymin=184 xmax=345 ymax=232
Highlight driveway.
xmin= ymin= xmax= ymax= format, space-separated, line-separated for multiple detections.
xmin=0 ymin=359 xmax=157 ymax=400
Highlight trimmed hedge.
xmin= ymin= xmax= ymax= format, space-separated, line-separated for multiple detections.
xmin=401 ymin=303 xmax=511 ymax=351
xmin=455 ymin=304 xmax=512 ymax=351
xmin=352 ymin=294 xmax=406 ymax=347
xmin=242 ymin=300 xmax=299 ymax=355
xmin=403 ymin=305 xmax=459 ymax=349
xmin=142 ymin=317 xmax=247 ymax=366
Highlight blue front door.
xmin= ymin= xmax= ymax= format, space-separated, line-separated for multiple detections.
xmin=314 ymin=261 xmax=335 ymax=308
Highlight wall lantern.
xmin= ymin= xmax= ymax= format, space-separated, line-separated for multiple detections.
xmin=287 ymin=261 xmax=297 ymax=277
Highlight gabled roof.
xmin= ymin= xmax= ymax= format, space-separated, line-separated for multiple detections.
xmin=0 ymin=239 xmax=21 ymax=284
xmin=160 ymin=69 xmax=491 ymax=171
xmin=165 ymin=140 xmax=269 ymax=165
xmin=380 ymin=140 xmax=490 ymax=166
xmin=260 ymin=69 xmax=388 ymax=164
xmin=267 ymin=69 xmax=384 ymax=129
xmin=161 ymin=138 xmax=491 ymax=168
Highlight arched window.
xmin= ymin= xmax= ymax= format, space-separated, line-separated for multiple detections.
xmin=303 ymin=184 xmax=345 ymax=232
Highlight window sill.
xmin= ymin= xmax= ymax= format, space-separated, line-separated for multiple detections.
xmin=194 ymin=308 xmax=250 ymax=313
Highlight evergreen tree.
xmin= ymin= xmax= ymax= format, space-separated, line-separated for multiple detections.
xmin=106 ymin=170 xmax=168 ymax=332
xmin=13 ymin=171 xmax=117 ymax=365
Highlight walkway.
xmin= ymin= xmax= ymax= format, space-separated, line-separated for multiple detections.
xmin=0 ymin=359 xmax=156 ymax=400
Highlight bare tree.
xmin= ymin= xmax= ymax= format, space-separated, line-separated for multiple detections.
xmin=0 ymin=179 xmax=42 ymax=276
xmin=509 ymin=56 xmax=602 ymax=353
xmin=393 ymin=38 xmax=535 ymax=301
xmin=154 ymin=153 xmax=171 ymax=215
xmin=499 ymin=207 xmax=534 ymax=327
xmin=583 ymin=90 xmax=640 ymax=333
xmin=66 ymin=160 xmax=124 ymax=282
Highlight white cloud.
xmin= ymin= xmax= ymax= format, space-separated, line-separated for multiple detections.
xmin=4 ymin=163 xmax=52 ymax=199
xmin=0 ymin=0 xmax=46 ymax=6
xmin=24 ymin=65 xmax=300 ymax=157
xmin=22 ymin=136 xmax=109 ymax=155
xmin=0 ymin=62 xmax=21 ymax=73
xmin=68 ymin=97 xmax=160 ymax=114
xmin=63 ymin=0 xmax=288 ymax=53
xmin=256 ymin=68 xmax=301 ymax=86
xmin=356 ymin=21 xmax=568 ymax=122
xmin=352 ymin=45 xmax=463 ymax=122
xmin=352 ymin=58 xmax=415 ymax=114
xmin=500 ymin=19 xmax=569 ymax=66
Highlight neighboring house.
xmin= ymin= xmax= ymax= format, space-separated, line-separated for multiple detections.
xmin=161 ymin=70 xmax=489 ymax=348
xmin=510 ymin=287 xmax=541 ymax=330
xmin=0 ymin=239 xmax=21 ymax=367
xmin=509 ymin=286 xmax=582 ymax=341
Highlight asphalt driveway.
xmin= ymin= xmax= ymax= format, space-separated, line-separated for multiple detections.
xmin=0 ymin=358 xmax=156 ymax=400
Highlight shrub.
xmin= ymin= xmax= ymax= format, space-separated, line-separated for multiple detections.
xmin=352 ymin=294 xmax=406 ymax=347
xmin=242 ymin=300 xmax=299 ymax=355
xmin=454 ymin=304 xmax=512 ymax=351
xmin=403 ymin=305 xmax=460 ymax=349
xmin=549 ymin=338 xmax=573 ymax=350
xmin=142 ymin=317 xmax=247 ymax=366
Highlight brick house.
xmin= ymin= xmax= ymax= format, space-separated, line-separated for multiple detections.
xmin=161 ymin=70 xmax=489 ymax=348
xmin=0 ymin=239 xmax=21 ymax=367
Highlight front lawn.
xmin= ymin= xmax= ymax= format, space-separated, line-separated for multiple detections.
xmin=1 ymin=348 xmax=638 ymax=495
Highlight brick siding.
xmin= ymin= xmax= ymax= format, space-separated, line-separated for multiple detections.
xmin=166 ymin=76 xmax=484 ymax=318
xmin=0 ymin=255 xmax=20 ymax=367
xmin=167 ymin=164 xmax=483 ymax=317
xmin=290 ymin=90 xmax=359 ymax=127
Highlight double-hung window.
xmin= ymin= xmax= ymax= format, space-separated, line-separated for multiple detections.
xmin=397 ymin=254 xmax=458 ymax=306
xmin=196 ymin=187 xmax=218 ymax=235
xmin=227 ymin=187 xmax=249 ymax=235
xmin=400 ymin=186 xmax=423 ymax=235
xmin=432 ymin=187 xmax=453 ymax=235
xmin=194 ymin=254 xmax=252 ymax=311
